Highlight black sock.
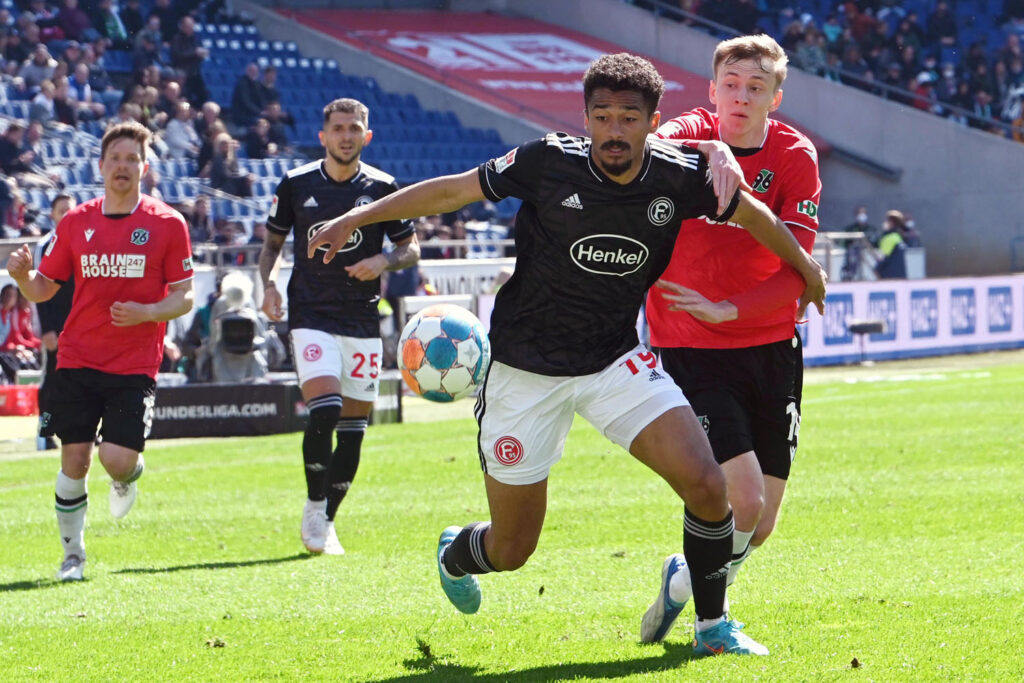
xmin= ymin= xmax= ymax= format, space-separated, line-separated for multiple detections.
xmin=326 ymin=416 xmax=366 ymax=521
xmin=683 ymin=507 xmax=734 ymax=621
xmin=302 ymin=394 xmax=342 ymax=501
xmin=442 ymin=522 xmax=496 ymax=577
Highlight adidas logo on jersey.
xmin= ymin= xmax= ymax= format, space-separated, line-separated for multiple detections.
xmin=561 ymin=193 xmax=583 ymax=210
xmin=303 ymin=196 xmax=319 ymax=208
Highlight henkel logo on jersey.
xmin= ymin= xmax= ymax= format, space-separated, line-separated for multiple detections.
xmin=79 ymin=253 xmax=146 ymax=278
xmin=307 ymin=220 xmax=363 ymax=253
xmin=570 ymin=234 xmax=649 ymax=276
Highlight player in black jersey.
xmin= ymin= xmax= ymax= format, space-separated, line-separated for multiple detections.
xmin=309 ymin=54 xmax=826 ymax=657
xmin=258 ymin=98 xmax=420 ymax=555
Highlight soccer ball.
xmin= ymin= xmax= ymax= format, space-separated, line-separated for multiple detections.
xmin=398 ymin=304 xmax=491 ymax=403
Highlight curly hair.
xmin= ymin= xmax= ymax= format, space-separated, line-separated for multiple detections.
xmin=582 ymin=53 xmax=665 ymax=115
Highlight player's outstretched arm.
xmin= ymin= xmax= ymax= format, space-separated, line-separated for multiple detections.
xmin=4 ymin=244 xmax=60 ymax=303
xmin=730 ymin=192 xmax=827 ymax=315
xmin=111 ymin=280 xmax=194 ymax=327
xmin=309 ymin=169 xmax=485 ymax=264
xmin=259 ymin=231 xmax=287 ymax=321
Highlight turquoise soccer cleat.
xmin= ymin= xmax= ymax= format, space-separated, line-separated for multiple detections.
xmin=692 ymin=619 xmax=769 ymax=657
xmin=436 ymin=526 xmax=481 ymax=614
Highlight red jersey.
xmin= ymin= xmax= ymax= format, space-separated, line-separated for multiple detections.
xmin=646 ymin=108 xmax=821 ymax=349
xmin=38 ymin=195 xmax=193 ymax=377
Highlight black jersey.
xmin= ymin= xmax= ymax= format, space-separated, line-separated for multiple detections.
xmin=266 ymin=160 xmax=414 ymax=337
xmin=478 ymin=133 xmax=736 ymax=376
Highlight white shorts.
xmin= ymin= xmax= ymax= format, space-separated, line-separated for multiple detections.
xmin=477 ymin=345 xmax=689 ymax=485
xmin=290 ymin=328 xmax=382 ymax=402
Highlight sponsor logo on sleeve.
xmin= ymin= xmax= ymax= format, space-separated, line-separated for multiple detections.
xmin=182 ymin=257 xmax=193 ymax=272
xmin=494 ymin=148 xmax=518 ymax=173
xmin=269 ymin=194 xmax=279 ymax=218
xmin=45 ymin=233 xmax=57 ymax=256
xmin=797 ymin=200 xmax=818 ymax=219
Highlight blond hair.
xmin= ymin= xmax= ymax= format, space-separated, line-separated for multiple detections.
xmin=713 ymin=34 xmax=789 ymax=91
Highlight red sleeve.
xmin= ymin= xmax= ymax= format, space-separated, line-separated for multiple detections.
xmin=37 ymin=213 xmax=74 ymax=283
xmin=163 ymin=212 xmax=195 ymax=284
xmin=729 ymin=228 xmax=816 ymax=318
xmin=656 ymin=109 xmax=714 ymax=141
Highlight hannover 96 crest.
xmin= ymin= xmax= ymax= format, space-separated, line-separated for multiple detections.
xmin=130 ymin=228 xmax=150 ymax=245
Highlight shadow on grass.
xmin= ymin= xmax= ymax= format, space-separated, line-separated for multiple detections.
xmin=113 ymin=552 xmax=312 ymax=575
xmin=0 ymin=577 xmax=80 ymax=593
xmin=374 ymin=641 xmax=695 ymax=682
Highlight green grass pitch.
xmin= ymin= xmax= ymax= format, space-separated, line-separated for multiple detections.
xmin=1 ymin=353 xmax=1022 ymax=681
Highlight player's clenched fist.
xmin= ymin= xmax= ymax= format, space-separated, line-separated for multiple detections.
xmin=5 ymin=244 xmax=34 ymax=279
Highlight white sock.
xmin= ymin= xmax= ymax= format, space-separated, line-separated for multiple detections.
xmin=55 ymin=470 xmax=87 ymax=559
xmin=727 ymin=529 xmax=755 ymax=587
xmin=668 ymin=560 xmax=692 ymax=605
xmin=695 ymin=615 xmax=725 ymax=633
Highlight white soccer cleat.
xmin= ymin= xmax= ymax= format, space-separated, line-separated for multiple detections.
xmin=301 ymin=498 xmax=328 ymax=554
xmin=323 ymin=521 xmax=345 ymax=556
xmin=57 ymin=554 xmax=85 ymax=581
xmin=109 ymin=480 xmax=138 ymax=519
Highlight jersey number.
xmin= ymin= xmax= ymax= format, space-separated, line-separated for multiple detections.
xmin=351 ymin=352 xmax=380 ymax=380
xmin=623 ymin=351 xmax=658 ymax=375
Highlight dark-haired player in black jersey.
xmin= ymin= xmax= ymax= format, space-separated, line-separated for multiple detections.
xmin=258 ymin=98 xmax=420 ymax=556
xmin=309 ymin=54 xmax=825 ymax=657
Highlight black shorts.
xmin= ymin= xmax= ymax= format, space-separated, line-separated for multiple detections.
xmin=41 ymin=368 xmax=156 ymax=452
xmin=658 ymin=335 xmax=803 ymax=480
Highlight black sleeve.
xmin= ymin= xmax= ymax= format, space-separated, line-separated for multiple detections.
xmin=266 ymin=174 xmax=294 ymax=234
xmin=477 ymin=138 xmax=547 ymax=204
xmin=685 ymin=154 xmax=739 ymax=223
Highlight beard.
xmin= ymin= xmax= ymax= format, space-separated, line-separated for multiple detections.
xmin=598 ymin=141 xmax=632 ymax=176
xmin=327 ymin=147 xmax=359 ymax=166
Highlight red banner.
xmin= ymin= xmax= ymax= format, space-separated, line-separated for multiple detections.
xmin=277 ymin=9 xmax=708 ymax=135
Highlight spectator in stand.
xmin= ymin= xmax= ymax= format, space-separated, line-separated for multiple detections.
xmin=84 ymin=40 xmax=115 ymax=95
xmin=148 ymin=0 xmax=178 ymax=44
xmin=231 ymin=62 xmax=263 ymax=127
xmin=935 ymin=62 xmax=960 ymax=104
xmin=197 ymin=118 xmax=226 ymax=171
xmin=164 ymin=101 xmax=201 ymax=159
xmin=927 ymin=1 xmax=958 ymax=49
xmin=970 ymin=89 xmax=995 ymax=129
xmin=193 ymin=100 xmax=221 ymax=141
xmin=178 ymin=194 xmax=215 ymax=244
xmin=244 ymin=117 xmax=278 ymax=159
xmin=0 ymin=285 xmax=42 ymax=378
xmin=52 ymin=76 xmax=78 ymax=126
xmin=875 ymin=210 xmax=908 ymax=279
xmin=132 ymin=21 xmax=167 ymax=74
xmin=262 ymin=100 xmax=293 ymax=151
xmin=142 ymin=84 xmax=167 ymax=129
xmin=57 ymin=0 xmax=97 ymax=43
xmin=170 ymin=15 xmax=209 ymax=106
xmin=90 ymin=0 xmax=131 ymax=50
xmin=141 ymin=166 xmax=163 ymax=200
xmin=155 ymin=79 xmax=183 ymax=118
xmin=67 ymin=63 xmax=106 ymax=120
xmin=19 ymin=42 xmax=56 ymax=92
xmin=900 ymin=212 xmax=922 ymax=247
xmin=206 ymin=132 xmax=252 ymax=197
xmin=29 ymin=78 xmax=56 ymax=125
xmin=258 ymin=64 xmax=282 ymax=106
xmin=120 ymin=0 xmax=145 ymax=43
xmin=795 ymin=29 xmax=828 ymax=76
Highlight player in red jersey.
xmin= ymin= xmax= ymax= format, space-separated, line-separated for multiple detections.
xmin=6 ymin=121 xmax=194 ymax=582
xmin=640 ymin=34 xmax=824 ymax=645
